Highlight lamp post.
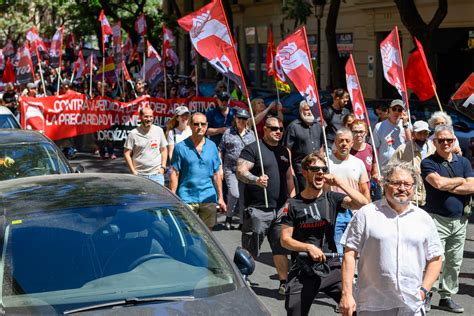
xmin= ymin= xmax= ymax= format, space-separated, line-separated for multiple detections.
xmin=313 ymin=0 xmax=326 ymax=88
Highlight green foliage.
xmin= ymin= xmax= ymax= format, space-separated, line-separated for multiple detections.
xmin=282 ymin=0 xmax=313 ymax=28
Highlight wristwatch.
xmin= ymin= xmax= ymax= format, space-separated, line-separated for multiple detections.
xmin=420 ymin=286 xmax=429 ymax=299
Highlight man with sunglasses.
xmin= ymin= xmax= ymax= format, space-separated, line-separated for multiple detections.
xmin=340 ymin=162 xmax=443 ymax=316
xmin=373 ymin=99 xmax=411 ymax=166
xmin=281 ymin=152 xmax=368 ymax=316
xmin=237 ymin=116 xmax=296 ymax=295
xmin=420 ymin=125 xmax=474 ymax=313
xmin=170 ymin=112 xmax=226 ymax=230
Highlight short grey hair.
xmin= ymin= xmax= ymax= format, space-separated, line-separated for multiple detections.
xmin=428 ymin=111 xmax=453 ymax=129
xmin=335 ymin=127 xmax=353 ymax=139
xmin=381 ymin=162 xmax=418 ymax=188
xmin=299 ymin=100 xmax=308 ymax=112
xmin=433 ymin=124 xmax=455 ymax=138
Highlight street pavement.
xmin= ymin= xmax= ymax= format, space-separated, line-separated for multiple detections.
xmin=71 ymin=152 xmax=474 ymax=316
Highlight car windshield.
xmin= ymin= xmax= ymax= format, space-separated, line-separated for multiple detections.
xmin=0 ymin=142 xmax=70 ymax=180
xmin=0 ymin=200 xmax=238 ymax=313
xmin=0 ymin=115 xmax=20 ymax=129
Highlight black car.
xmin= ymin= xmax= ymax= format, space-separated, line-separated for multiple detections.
xmin=0 ymin=174 xmax=268 ymax=315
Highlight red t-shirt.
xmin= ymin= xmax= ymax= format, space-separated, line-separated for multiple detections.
xmin=350 ymin=143 xmax=374 ymax=178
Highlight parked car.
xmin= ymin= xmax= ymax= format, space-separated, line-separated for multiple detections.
xmin=0 ymin=174 xmax=268 ymax=315
xmin=0 ymin=106 xmax=21 ymax=129
xmin=0 ymin=129 xmax=82 ymax=181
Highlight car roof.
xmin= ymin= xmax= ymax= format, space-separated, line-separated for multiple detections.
xmin=0 ymin=173 xmax=181 ymax=216
xmin=0 ymin=129 xmax=51 ymax=145
xmin=0 ymin=106 xmax=15 ymax=115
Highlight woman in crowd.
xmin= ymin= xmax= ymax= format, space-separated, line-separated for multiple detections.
xmin=428 ymin=111 xmax=462 ymax=155
xmin=218 ymin=109 xmax=256 ymax=230
xmin=165 ymin=106 xmax=192 ymax=163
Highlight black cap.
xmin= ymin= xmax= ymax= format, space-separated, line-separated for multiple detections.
xmin=217 ymin=91 xmax=230 ymax=101
xmin=235 ymin=108 xmax=250 ymax=119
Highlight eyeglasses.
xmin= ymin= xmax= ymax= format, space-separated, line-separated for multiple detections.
xmin=306 ymin=166 xmax=328 ymax=173
xmin=193 ymin=122 xmax=208 ymax=127
xmin=436 ymin=138 xmax=455 ymax=144
xmin=387 ymin=181 xmax=414 ymax=190
xmin=266 ymin=126 xmax=284 ymax=132
xmin=352 ymin=130 xmax=365 ymax=135
xmin=391 ymin=107 xmax=403 ymax=113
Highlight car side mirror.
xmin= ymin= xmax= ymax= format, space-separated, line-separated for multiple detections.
xmin=75 ymin=165 xmax=85 ymax=173
xmin=233 ymin=246 xmax=255 ymax=276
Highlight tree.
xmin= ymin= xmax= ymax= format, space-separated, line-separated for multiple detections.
xmin=394 ymin=0 xmax=447 ymax=71
xmin=325 ymin=0 xmax=344 ymax=90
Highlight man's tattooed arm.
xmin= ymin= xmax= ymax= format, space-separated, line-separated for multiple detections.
xmin=236 ymin=158 xmax=258 ymax=184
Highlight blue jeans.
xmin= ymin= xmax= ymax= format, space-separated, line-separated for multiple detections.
xmin=143 ymin=174 xmax=165 ymax=186
xmin=334 ymin=209 xmax=353 ymax=254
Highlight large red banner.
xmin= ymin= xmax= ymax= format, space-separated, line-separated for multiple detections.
xmin=19 ymin=94 xmax=246 ymax=141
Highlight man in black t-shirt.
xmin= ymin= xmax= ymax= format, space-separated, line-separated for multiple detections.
xmin=322 ymin=88 xmax=350 ymax=147
xmin=280 ymin=152 xmax=368 ymax=316
xmin=237 ymin=116 xmax=295 ymax=295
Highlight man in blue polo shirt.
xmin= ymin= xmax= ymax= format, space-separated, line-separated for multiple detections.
xmin=170 ymin=112 xmax=226 ymax=229
xmin=206 ymin=91 xmax=235 ymax=145
xmin=421 ymin=125 xmax=474 ymax=313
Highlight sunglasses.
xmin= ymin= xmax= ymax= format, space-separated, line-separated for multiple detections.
xmin=306 ymin=166 xmax=328 ymax=173
xmin=436 ymin=138 xmax=455 ymax=144
xmin=193 ymin=122 xmax=208 ymax=127
xmin=391 ymin=107 xmax=403 ymax=113
xmin=266 ymin=126 xmax=284 ymax=132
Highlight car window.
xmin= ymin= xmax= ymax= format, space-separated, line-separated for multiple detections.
xmin=0 ymin=115 xmax=20 ymax=129
xmin=0 ymin=201 xmax=238 ymax=313
xmin=0 ymin=142 xmax=70 ymax=180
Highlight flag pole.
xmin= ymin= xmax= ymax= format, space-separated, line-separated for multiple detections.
xmin=142 ymin=36 xmax=146 ymax=82
xmin=34 ymin=45 xmax=47 ymax=96
xmin=101 ymin=54 xmax=105 ymax=96
xmin=274 ymin=78 xmax=281 ymax=105
xmin=89 ymin=55 xmax=93 ymax=98
xmin=432 ymin=85 xmax=444 ymax=112
xmin=70 ymin=67 xmax=75 ymax=82
xmin=56 ymin=67 xmax=62 ymax=95
xmin=195 ymin=60 xmax=198 ymax=96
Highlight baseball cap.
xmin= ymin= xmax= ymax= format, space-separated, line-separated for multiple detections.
xmin=217 ymin=91 xmax=230 ymax=101
xmin=389 ymin=99 xmax=404 ymax=108
xmin=235 ymin=108 xmax=250 ymax=119
xmin=175 ymin=105 xmax=190 ymax=116
xmin=413 ymin=121 xmax=430 ymax=132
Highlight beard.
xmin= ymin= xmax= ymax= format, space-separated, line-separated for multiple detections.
xmin=301 ymin=113 xmax=315 ymax=124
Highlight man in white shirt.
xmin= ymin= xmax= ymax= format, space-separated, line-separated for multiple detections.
xmin=339 ymin=162 xmax=443 ymax=316
xmin=124 ymin=107 xmax=168 ymax=185
xmin=328 ymin=128 xmax=370 ymax=254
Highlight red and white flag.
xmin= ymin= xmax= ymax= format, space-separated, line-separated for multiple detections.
xmin=345 ymin=54 xmax=368 ymax=120
xmin=73 ymin=50 xmax=88 ymax=78
xmin=276 ymin=26 xmax=322 ymax=120
xmin=122 ymin=33 xmax=133 ymax=58
xmin=380 ymin=26 xmax=409 ymax=108
xmin=16 ymin=42 xmax=35 ymax=85
xmin=146 ymin=41 xmax=162 ymax=61
xmin=135 ymin=13 xmax=147 ymax=36
xmin=112 ymin=22 xmax=123 ymax=67
xmin=448 ymin=72 xmax=474 ymax=120
xmin=66 ymin=33 xmax=76 ymax=51
xmin=144 ymin=56 xmax=163 ymax=81
xmin=178 ymin=0 xmax=247 ymax=96
xmin=26 ymin=26 xmax=47 ymax=53
xmin=405 ymin=37 xmax=435 ymax=102
xmin=98 ymin=9 xmax=113 ymax=52
xmin=3 ymin=40 xmax=15 ymax=57
xmin=122 ymin=60 xmax=131 ymax=81
xmin=50 ymin=26 xmax=64 ymax=68
xmin=163 ymin=24 xmax=179 ymax=67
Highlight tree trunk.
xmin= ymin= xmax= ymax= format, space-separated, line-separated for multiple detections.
xmin=325 ymin=0 xmax=343 ymax=90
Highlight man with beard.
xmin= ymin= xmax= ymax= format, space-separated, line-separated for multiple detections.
xmin=281 ymin=152 xmax=368 ymax=316
xmin=329 ymin=128 xmax=370 ymax=254
xmin=124 ymin=107 xmax=168 ymax=185
xmin=284 ymin=100 xmax=325 ymax=194
xmin=340 ymin=162 xmax=443 ymax=316
xmin=206 ymin=91 xmax=235 ymax=145
xmin=389 ymin=121 xmax=435 ymax=207
xmin=237 ymin=116 xmax=295 ymax=295
xmin=322 ymin=88 xmax=350 ymax=148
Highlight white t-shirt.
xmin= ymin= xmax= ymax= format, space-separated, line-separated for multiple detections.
xmin=328 ymin=153 xmax=369 ymax=194
xmin=167 ymin=127 xmax=192 ymax=145
xmin=124 ymin=125 xmax=168 ymax=175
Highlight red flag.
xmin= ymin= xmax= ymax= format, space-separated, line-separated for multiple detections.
xmin=3 ymin=40 xmax=15 ymax=57
xmin=449 ymin=72 xmax=474 ymax=119
xmin=2 ymin=58 xmax=15 ymax=83
xmin=405 ymin=37 xmax=435 ymax=101
xmin=16 ymin=42 xmax=35 ymax=84
xmin=134 ymin=13 xmax=147 ymax=36
xmin=98 ymin=9 xmax=113 ymax=53
xmin=276 ymin=26 xmax=322 ymax=120
xmin=345 ymin=54 xmax=368 ymax=120
xmin=266 ymin=28 xmax=275 ymax=76
xmin=122 ymin=60 xmax=131 ymax=81
xmin=166 ymin=48 xmax=180 ymax=67
xmin=73 ymin=50 xmax=88 ymax=78
xmin=146 ymin=41 xmax=162 ymax=61
xmin=26 ymin=26 xmax=47 ymax=53
xmin=50 ymin=26 xmax=64 ymax=68
xmin=178 ymin=0 xmax=248 ymax=96
xmin=380 ymin=26 xmax=409 ymax=108
xmin=163 ymin=24 xmax=178 ymax=66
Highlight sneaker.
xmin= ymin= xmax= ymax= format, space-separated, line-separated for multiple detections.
xmin=278 ymin=282 xmax=286 ymax=295
xmin=224 ymin=217 xmax=233 ymax=230
xmin=438 ymin=298 xmax=464 ymax=313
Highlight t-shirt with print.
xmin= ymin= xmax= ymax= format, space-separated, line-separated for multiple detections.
xmin=167 ymin=127 xmax=192 ymax=145
xmin=282 ymin=192 xmax=346 ymax=265
xmin=124 ymin=125 xmax=168 ymax=175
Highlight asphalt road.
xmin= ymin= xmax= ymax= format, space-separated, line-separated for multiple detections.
xmin=71 ymin=152 xmax=474 ymax=316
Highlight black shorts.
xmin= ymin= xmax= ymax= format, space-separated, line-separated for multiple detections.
xmin=241 ymin=207 xmax=290 ymax=257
